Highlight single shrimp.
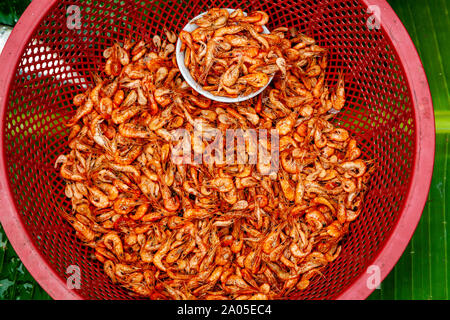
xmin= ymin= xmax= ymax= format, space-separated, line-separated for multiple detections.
xmin=66 ymin=98 xmax=94 ymax=127
xmin=265 ymin=261 xmax=297 ymax=281
xmin=104 ymin=45 xmax=121 ymax=76
xmin=242 ymin=23 xmax=269 ymax=49
xmin=179 ymin=30 xmax=195 ymax=51
xmin=219 ymin=56 xmax=243 ymax=89
xmin=191 ymin=27 xmax=214 ymax=43
xmin=198 ymin=38 xmax=221 ymax=83
xmin=183 ymin=208 xmax=213 ymax=219
xmin=328 ymin=128 xmax=349 ymax=142
xmin=96 ymin=182 xmax=119 ymax=201
xmin=108 ymin=163 xmax=141 ymax=181
xmin=160 ymin=183 xmax=180 ymax=212
xmin=212 ymin=25 xmax=244 ymax=38
xmin=237 ymin=72 xmax=269 ymax=88
xmin=87 ymin=185 xmax=110 ymax=208
xmin=120 ymin=89 xmax=138 ymax=108
xmin=344 ymin=145 xmax=361 ymax=162
xmin=236 ymin=11 xmax=269 ymax=26
xmin=194 ymin=8 xmax=230 ymax=28
xmin=113 ymin=197 xmax=142 ymax=215
xmin=111 ymin=104 xmax=142 ymax=124
xmin=275 ymin=110 xmax=297 ymax=135
xmin=165 ymin=244 xmax=187 ymax=264
xmin=153 ymin=237 xmax=173 ymax=271
xmin=329 ymin=72 xmax=346 ymax=110
xmin=279 ymin=172 xmax=295 ymax=201
xmin=153 ymin=88 xmax=172 ymax=107
xmin=341 ymin=159 xmax=367 ymax=177
xmin=113 ymin=89 xmax=125 ymax=107
xmin=114 ymin=145 xmax=143 ymax=165
xmin=312 ymin=73 xmax=325 ymax=98
xmin=103 ymin=260 xmax=117 ymax=283
xmin=60 ymin=161 xmax=85 ymax=181
xmin=229 ymin=8 xmax=245 ymax=19
xmin=159 ymin=43 xmax=175 ymax=59
xmin=186 ymin=94 xmax=212 ymax=109
xmin=58 ymin=210 xmax=96 ymax=242
xmin=204 ymin=177 xmax=235 ymax=193
xmin=98 ymin=97 xmax=114 ymax=117
xmin=103 ymin=232 xmax=125 ymax=260
xmin=117 ymin=123 xmax=151 ymax=140
xmin=72 ymin=92 xmax=87 ymax=107
xmin=223 ymin=34 xmax=252 ymax=47
xmin=262 ymin=223 xmax=285 ymax=254
xmin=90 ymin=115 xmax=113 ymax=153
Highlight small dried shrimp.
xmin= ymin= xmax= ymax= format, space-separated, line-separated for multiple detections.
xmin=55 ymin=9 xmax=373 ymax=300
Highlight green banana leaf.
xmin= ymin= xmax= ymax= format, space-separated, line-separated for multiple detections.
xmin=0 ymin=0 xmax=448 ymax=300
xmin=0 ymin=0 xmax=31 ymax=26
xmin=0 ymin=225 xmax=51 ymax=299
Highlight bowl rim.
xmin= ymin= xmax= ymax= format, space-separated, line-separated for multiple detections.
xmin=0 ymin=0 xmax=435 ymax=300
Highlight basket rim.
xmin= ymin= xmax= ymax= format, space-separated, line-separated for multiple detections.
xmin=0 ymin=0 xmax=435 ymax=300
xmin=0 ymin=0 xmax=81 ymax=300
xmin=337 ymin=0 xmax=435 ymax=299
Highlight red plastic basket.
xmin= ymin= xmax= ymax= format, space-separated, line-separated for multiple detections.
xmin=0 ymin=0 xmax=434 ymax=300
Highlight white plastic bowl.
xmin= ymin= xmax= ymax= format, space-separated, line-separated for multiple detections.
xmin=175 ymin=8 xmax=273 ymax=103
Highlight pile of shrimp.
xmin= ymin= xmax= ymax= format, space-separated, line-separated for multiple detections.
xmin=55 ymin=11 xmax=373 ymax=300
xmin=180 ymin=8 xmax=284 ymax=98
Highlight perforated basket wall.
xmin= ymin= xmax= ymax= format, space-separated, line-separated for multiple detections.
xmin=2 ymin=0 xmax=420 ymax=299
